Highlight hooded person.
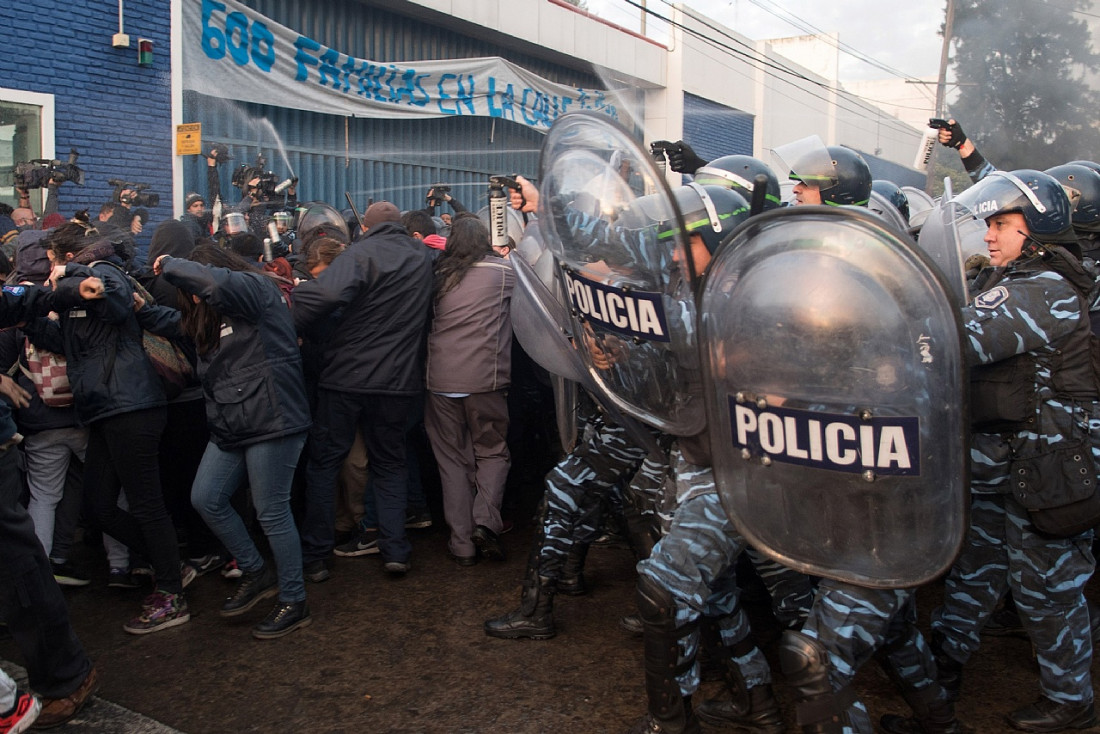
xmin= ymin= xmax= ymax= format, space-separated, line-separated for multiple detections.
xmin=136 ymin=220 xmax=198 ymax=307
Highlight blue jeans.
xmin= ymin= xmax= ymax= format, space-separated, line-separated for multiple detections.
xmin=192 ymin=433 xmax=308 ymax=603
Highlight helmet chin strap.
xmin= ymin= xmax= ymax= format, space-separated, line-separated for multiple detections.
xmin=1018 ymin=229 xmax=1047 ymax=259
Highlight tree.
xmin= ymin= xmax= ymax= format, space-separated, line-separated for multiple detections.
xmin=948 ymin=0 xmax=1100 ymax=169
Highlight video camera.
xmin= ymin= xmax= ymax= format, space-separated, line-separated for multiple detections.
xmin=108 ymin=179 xmax=160 ymax=208
xmin=427 ymin=184 xmax=450 ymax=208
xmin=232 ymin=154 xmax=295 ymax=202
xmin=11 ymin=148 xmax=85 ymax=189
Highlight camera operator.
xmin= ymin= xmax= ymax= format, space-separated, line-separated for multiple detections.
xmin=110 ymin=187 xmax=146 ymax=237
xmin=419 ymin=185 xmax=467 ymax=237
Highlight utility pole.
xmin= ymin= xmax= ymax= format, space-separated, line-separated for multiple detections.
xmin=935 ymin=0 xmax=955 ymax=116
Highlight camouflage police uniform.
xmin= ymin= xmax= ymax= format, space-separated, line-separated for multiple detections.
xmin=484 ymin=408 xmax=658 ymax=639
xmin=634 ymin=444 xmax=812 ymax=733
xmin=931 ymin=255 xmax=1097 ymax=713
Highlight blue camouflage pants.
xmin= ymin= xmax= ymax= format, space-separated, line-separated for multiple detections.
xmin=535 ymin=418 xmax=650 ymax=578
xmin=802 ymin=583 xmax=938 ymax=733
xmin=931 ymin=491 xmax=1095 ymax=704
xmin=636 ymin=453 xmax=771 ymax=696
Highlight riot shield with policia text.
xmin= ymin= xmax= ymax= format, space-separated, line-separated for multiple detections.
xmin=510 ymin=220 xmax=664 ymax=457
xmin=699 ymin=206 xmax=968 ymax=588
xmin=538 ymin=111 xmax=705 ymax=437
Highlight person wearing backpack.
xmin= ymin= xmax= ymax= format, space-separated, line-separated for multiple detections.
xmin=36 ymin=221 xmax=191 ymax=635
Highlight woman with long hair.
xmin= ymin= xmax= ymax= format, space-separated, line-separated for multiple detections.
xmin=144 ymin=244 xmax=312 ymax=639
xmin=40 ymin=221 xmax=188 ymax=634
xmin=423 ymin=217 xmax=515 ymax=564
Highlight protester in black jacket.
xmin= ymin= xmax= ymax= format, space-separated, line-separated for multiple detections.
xmin=291 ymin=202 xmax=433 ymax=579
xmin=140 ymin=244 xmax=312 ymax=639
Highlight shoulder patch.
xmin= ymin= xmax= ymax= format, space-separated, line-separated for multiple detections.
xmin=973 ymin=285 xmax=1010 ymax=309
xmin=2 ymin=286 xmax=25 ymax=296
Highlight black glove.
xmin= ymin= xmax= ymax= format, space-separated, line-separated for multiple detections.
xmin=938 ymin=120 xmax=967 ymax=150
xmin=650 ymin=140 xmax=706 ymax=174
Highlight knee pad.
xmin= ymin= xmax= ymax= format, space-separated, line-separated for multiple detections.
xmin=637 ymin=571 xmax=677 ymax=628
xmin=779 ymin=630 xmax=854 ymax=732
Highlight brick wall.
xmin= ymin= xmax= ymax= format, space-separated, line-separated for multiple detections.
xmin=2 ymin=0 xmax=172 ymax=233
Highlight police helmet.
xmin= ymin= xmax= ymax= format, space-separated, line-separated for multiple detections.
xmin=788 ymin=146 xmax=872 ymax=207
xmin=296 ymin=202 xmax=351 ymax=245
xmin=1068 ymin=160 xmax=1100 ymax=176
xmin=693 ymin=155 xmax=782 ymax=212
xmin=272 ymin=211 xmax=293 ymax=232
xmin=672 ymin=183 xmax=750 ymax=253
xmin=954 ymin=169 xmax=1074 ymax=242
xmin=870 ymin=180 xmax=910 ymax=221
xmin=221 ymin=211 xmax=247 ymax=235
xmin=1045 ymin=164 xmax=1100 ymax=233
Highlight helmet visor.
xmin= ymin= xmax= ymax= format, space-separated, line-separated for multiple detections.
xmin=953 ymin=171 xmax=1045 ymax=222
xmin=773 ymin=135 xmax=837 ymax=191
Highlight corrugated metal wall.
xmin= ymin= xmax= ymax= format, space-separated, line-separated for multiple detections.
xmin=682 ymin=93 xmax=754 ymax=164
xmin=182 ymin=0 xmax=638 ymax=214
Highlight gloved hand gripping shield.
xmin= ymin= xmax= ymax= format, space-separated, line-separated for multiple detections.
xmin=699 ymin=207 xmax=969 ymax=588
xmin=538 ymin=111 xmax=705 ymax=436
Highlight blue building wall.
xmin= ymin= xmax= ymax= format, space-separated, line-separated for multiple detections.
xmin=2 ymin=0 xmax=174 ymax=227
xmin=682 ymin=93 xmax=754 ymax=164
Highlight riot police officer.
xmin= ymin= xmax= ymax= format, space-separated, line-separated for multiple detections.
xmin=928 ymin=170 xmax=1099 ymax=733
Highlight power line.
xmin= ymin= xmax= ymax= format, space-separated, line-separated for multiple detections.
xmin=616 ymin=0 xmax=929 ymax=140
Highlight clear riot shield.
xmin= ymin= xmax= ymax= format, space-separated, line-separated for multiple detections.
xmin=538 ymin=111 xmax=704 ymax=436
xmin=867 ymin=190 xmax=911 ymax=232
xmin=901 ymin=186 xmax=937 ymax=231
xmin=700 ymin=206 xmax=968 ymax=588
xmin=915 ymin=198 xmax=989 ymax=306
xmin=510 ymin=222 xmax=664 ymax=457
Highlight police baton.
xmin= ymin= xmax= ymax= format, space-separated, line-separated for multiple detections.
xmin=749 ymin=174 xmax=770 ymax=217
xmin=344 ymin=192 xmax=365 ymax=234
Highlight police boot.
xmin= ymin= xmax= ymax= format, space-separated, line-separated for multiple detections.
xmin=557 ymin=543 xmax=589 ymax=596
xmin=877 ymin=681 xmax=968 ymax=733
xmin=1006 ymin=696 xmax=1098 ymax=732
xmin=778 ymin=630 xmax=854 ymax=734
xmin=631 ymin=574 xmax=701 ymax=734
xmin=930 ymin=631 xmax=963 ymax=703
xmin=694 ymin=619 xmax=785 ymax=733
xmin=483 ymin=575 xmax=556 ymax=640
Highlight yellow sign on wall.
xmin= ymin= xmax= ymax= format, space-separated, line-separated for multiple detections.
xmin=176 ymin=123 xmax=202 ymax=156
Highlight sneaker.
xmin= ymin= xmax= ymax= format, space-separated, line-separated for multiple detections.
xmin=405 ymin=510 xmax=433 ymax=529
xmin=0 ymin=689 xmax=40 ymax=734
xmin=384 ymin=560 xmax=410 ymax=577
xmin=129 ymin=561 xmax=154 ymax=578
xmin=123 ymin=592 xmax=191 ymax=635
xmin=108 ymin=568 xmax=141 ymax=589
xmin=180 ymin=562 xmax=198 ymax=589
xmin=252 ymin=600 xmax=312 ymax=640
xmin=50 ymin=561 xmax=90 ymax=588
xmin=32 ymin=665 xmax=99 ymax=730
xmin=221 ymin=559 xmax=243 ymax=579
xmin=333 ymin=528 xmax=379 ymax=557
xmin=220 ymin=565 xmax=278 ymax=618
xmin=187 ymin=553 xmax=226 ymax=577
xmin=303 ymin=559 xmax=330 ymax=583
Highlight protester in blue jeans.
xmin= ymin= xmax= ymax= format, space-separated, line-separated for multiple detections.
xmin=142 ymin=244 xmax=312 ymax=640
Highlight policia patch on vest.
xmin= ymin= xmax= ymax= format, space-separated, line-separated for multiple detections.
xmin=729 ymin=400 xmax=921 ymax=476
xmin=563 ymin=269 xmax=671 ymax=343
xmin=973 ymin=286 xmax=1010 ymax=310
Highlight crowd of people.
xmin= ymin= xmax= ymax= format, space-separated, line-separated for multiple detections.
xmin=1 ymin=117 xmax=1099 ymax=734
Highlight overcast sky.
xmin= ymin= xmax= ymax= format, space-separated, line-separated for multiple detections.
xmin=586 ymin=0 xmax=948 ymax=82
